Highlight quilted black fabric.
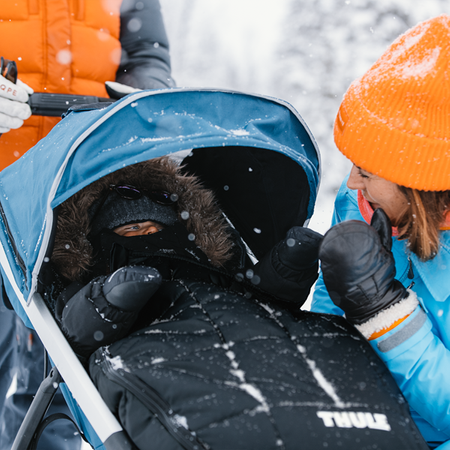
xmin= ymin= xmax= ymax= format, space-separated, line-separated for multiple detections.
xmin=90 ymin=279 xmax=428 ymax=450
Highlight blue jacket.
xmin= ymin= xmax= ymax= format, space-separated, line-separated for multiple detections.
xmin=312 ymin=176 xmax=450 ymax=449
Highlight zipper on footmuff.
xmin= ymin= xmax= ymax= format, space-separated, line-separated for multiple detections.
xmin=100 ymin=354 xmax=210 ymax=450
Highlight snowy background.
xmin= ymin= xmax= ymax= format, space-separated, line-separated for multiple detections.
xmin=159 ymin=0 xmax=450 ymax=235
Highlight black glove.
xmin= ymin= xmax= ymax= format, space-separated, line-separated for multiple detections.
xmin=102 ymin=265 xmax=161 ymax=311
xmin=253 ymin=226 xmax=323 ymax=304
xmin=56 ymin=266 xmax=162 ymax=358
xmin=319 ymin=209 xmax=408 ymax=324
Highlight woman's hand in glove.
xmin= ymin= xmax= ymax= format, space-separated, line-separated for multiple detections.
xmin=319 ymin=208 xmax=408 ymax=325
xmin=0 ymin=75 xmax=33 ymax=133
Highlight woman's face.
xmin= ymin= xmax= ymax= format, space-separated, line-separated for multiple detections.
xmin=113 ymin=220 xmax=164 ymax=237
xmin=347 ymin=164 xmax=408 ymax=225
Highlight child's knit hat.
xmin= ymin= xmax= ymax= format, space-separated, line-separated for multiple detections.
xmin=334 ymin=14 xmax=450 ymax=191
xmin=90 ymin=191 xmax=178 ymax=236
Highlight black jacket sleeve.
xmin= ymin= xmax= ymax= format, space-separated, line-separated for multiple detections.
xmin=117 ymin=0 xmax=176 ymax=89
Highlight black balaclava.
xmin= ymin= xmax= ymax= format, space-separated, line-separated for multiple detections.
xmin=90 ymin=222 xmax=212 ymax=282
xmin=87 ymin=186 xmax=245 ymax=285
xmin=87 ymin=187 xmax=212 ymax=278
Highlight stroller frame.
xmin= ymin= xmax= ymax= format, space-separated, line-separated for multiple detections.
xmin=0 ymin=88 xmax=320 ymax=449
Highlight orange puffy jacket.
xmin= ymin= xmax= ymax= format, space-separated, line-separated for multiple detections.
xmin=0 ymin=0 xmax=122 ymax=169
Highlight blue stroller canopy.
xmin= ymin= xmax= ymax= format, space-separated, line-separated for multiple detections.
xmin=0 ymin=88 xmax=320 ymax=328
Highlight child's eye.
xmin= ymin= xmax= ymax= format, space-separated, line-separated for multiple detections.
xmin=358 ymin=169 xmax=369 ymax=179
xmin=126 ymin=224 xmax=141 ymax=231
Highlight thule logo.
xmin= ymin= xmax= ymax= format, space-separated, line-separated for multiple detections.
xmin=317 ymin=411 xmax=391 ymax=431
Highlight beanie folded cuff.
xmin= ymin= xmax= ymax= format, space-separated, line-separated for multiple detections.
xmin=335 ymin=90 xmax=450 ymax=191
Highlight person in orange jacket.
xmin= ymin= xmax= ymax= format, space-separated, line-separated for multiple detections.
xmin=0 ymin=1 xmax=174 ymax=449
xmin=0 ymin=0 xmax=175 ymax=170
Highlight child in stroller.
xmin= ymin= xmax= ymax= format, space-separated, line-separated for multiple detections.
xmin=50 ymin=156 xmax=322 ymax=361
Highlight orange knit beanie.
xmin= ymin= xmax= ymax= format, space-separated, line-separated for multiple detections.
xmin=334 ymin=14 xmax=450 ymax=191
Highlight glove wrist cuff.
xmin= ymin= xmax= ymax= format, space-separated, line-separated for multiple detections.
xmin=355 ymin=290 xmax=419 ymax=339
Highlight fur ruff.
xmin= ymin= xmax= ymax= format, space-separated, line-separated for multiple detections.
xmin=52 ymin=156 xmax=234 ymax=282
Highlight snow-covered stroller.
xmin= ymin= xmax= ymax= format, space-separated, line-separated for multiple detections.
xmin=0 ymin=88 xmax=428 ymax=449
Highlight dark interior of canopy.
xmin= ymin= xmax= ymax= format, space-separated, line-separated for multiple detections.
xmin=41 ymin=145 xmax=310 ymax=292
xmin=181 ymin=146 xmax=310 ymax=261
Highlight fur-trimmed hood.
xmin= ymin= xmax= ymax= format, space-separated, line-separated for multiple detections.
xmin=52 ymin=156 xmax=235 ymax=282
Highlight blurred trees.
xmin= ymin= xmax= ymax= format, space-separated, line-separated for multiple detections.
xmin=275 ymin=0 xmax=450 ymax=197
